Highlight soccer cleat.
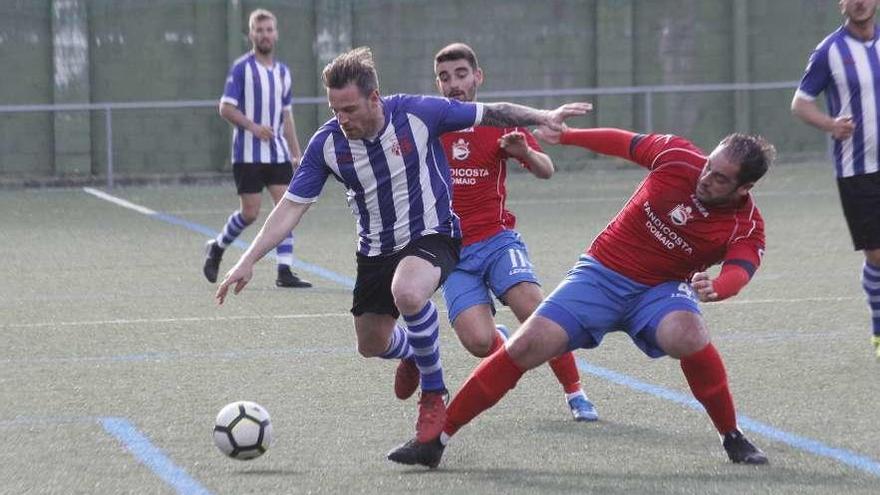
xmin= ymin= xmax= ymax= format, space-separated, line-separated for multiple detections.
xmin=202 ymin=240 xmax=224 ymax=283
xmin=394 ymin=357 xmax=420 ymax=400
xmin=567 ymin=394 xmax=599 ymax=422
xmin=872 ymin=335 xmax=880 ymax=359
xmin=415 ymin=391 xmax=448 ymax=443
xmin=386 ymin=437 xmax=445 ymax=469
xmin=722 ymin=429 xmax=769 ymax=465
xmin=275 ymin=266 xmax=312 ymax=288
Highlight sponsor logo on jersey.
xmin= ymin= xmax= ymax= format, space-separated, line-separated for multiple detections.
xmin=391 ymin=137 xmax=414 ymax=157
xmin=643 ymin=201 xmax=694 ymax=255
xmin=451 ymin=138 xmax=471 ymax=160
xmin=450 ymin=166 xmax=489 ymax=185
xmin=668 ymin=203 xmax=694 ymax=226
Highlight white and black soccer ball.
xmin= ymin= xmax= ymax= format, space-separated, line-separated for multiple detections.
xmin=212 ymin=401 xmax=273 ymax=460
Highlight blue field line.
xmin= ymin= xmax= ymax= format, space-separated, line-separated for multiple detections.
xmin=150 ymin=211 xmax=355 ymax=289
xmin=575 ymin=358 xmax=880 ymax=478
xmin=100 ymin=417 xmax=214 ymax=495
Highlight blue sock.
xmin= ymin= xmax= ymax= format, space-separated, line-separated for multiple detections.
xmin=215 ymin=211 xmax=251 ymax=248
xmin=276 ymin=232 xmax=294 ymax=268
xmin=403 ymin=301 xmax=445 ymax=392
xmin=863 ymin=261 xmax=880 ymax=336
xmin=379 ymin=324 xmax=414 ymax=360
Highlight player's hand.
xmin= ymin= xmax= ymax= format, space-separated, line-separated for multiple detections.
xmin=215 ymin=262 xmax=254 ymax=305
xmin=830 ymin=116 xmax=855 ymax=140
xmin=690 ymin=272 xmax=718 ymax=302
xmin=250 ymin=124 xmax=275 ymax=141
xmin=533 ymin=125 xmax=564 ymax=144
xmin=544 ymin=102 xmax=592 ymax=131
xmin=498 ymin=131 xmax=530 ymax=159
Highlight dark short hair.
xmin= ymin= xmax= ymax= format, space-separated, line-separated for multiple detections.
xmin=719 ymin=133 xmax=776 ymax=185
xmin=434 ymin=42 xmax=479 ymax=71
xmin=321 ymin=46 xmax=379 ymax=96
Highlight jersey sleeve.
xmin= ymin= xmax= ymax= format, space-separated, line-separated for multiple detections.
xmin=285 ymin=133 xmax=330 ymax=203
xmin=221 ymin=62 xmax=245 ymax=107
xmin=281 ymin=66 xmax=293 ymax=111
xmin=723 ymin=207 xmax=765 ymax=277
xmin=629 ymin=133 xmax=704 ymax=170
xmin=403 ymin=95 xmax=482 ymax=136
xmin=796 ymin=46 xmax=831 ymax=101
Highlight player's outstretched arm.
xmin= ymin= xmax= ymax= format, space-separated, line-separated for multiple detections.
xmin=482 ymin=102 xmax=591 ymax=131
xmin=215 ymin=199 xmax=312 ymax=304
xmin=535 ymin=126 xmax=637 ymax=161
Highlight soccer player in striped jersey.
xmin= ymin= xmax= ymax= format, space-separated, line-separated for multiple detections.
xmin=388 ymin=127 xmax=775 ymax=468
xmin=214 ymin=47 xmax=590 ymax=445
xmin=428 ymin=43 xmax=597 ymax=422
xmin=792 ymin=0 xmax=880 ymax=358
xmin=203 ymin=9 xmax=310 ymax=289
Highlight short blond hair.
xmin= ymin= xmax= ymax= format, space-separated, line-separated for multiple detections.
xmin=321 ymin=47 xmax=380 ymax=96
xmin=248 ymin=9 xmax=276 ymax=31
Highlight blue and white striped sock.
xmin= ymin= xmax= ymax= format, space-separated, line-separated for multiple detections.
xmin=215 ymin=211 xmax=251 ymax=248
xmin=276 ymin=232 xmax=294 ymax=268
xmin=378 ymin=324 xmax=414 ymax=360
xmin=403 ymin=301 xmax=445 ymax=393
xmin=862 ymin=261 xmax=880 ymax=336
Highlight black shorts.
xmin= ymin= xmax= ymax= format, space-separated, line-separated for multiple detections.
xmin=233 ymin=162 xmax=293 ymax=194
xmin=351 ymin=234 xmax=461 ymax=318
xmin=837 ymin=171 xmax=880 ymax=250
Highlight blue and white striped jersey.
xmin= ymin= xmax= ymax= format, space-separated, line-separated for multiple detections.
xmin=285 ymin=94 xmax=483 ymax=256
xmin=221 ymin=52 xmax=293 ymax=164
xmin=797 ymin=25 xmax=880 ymax=177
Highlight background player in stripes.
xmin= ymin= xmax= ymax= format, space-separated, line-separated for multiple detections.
xmin=388 ymin=126 xmax=775 ymax=468
xmin=419 ymin=42 xmax=597 ymax=422
xmin=214 ymin=47 xmax=591 ymax=447
xmin=791 ymin=0 xmax=880 ymax=358
xmin=203 ymin=8 xmax=310 ymax=288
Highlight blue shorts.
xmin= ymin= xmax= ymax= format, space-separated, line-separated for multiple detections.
xmin=442 ymin=230 xmax=540 ymax=324
xmin=534 ymin=255 xmax=701 ymax=358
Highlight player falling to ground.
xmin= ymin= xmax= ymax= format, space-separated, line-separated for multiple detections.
xmin=215 ymin=47 xmax=590 ymax=445
xmin=399 ymin=42 xmax=595 ymax=421
xmin=791 ymin=0 xmax=880 ymax=358
xmin=388 ymin=126 xmax=774 ymax=468
xmin=203 ymin=8 xmax=311 ymax=289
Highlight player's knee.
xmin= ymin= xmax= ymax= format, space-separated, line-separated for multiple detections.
xmin=392 ymin=289 xmax=427 ymax=316
xmin=460 ymin=332 xmax=495 ymax=358
xmin=664 ymin=327 xmax=709 ymax=358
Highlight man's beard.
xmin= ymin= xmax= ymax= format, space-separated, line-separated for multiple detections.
xmin=256 ymin=43 xmax=273 ymax=56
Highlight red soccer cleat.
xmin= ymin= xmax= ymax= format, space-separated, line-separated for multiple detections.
xmin=415 ymin=391 xmax=447 ymax=443
xmin=394 ymin=357 xmax=420 ymax=400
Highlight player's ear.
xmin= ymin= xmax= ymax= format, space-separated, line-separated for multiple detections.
xmin=736 ymin=182 xmax=755 ymax=196
xmin=474 ymin=67 xmax=484 ymax=87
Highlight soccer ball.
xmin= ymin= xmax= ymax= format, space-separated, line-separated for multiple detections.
xmin=212 ymin=401 xmax=273 ymax=460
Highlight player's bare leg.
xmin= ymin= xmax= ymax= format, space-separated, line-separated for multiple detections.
xmin=452 ymin=304 xmax=504 ymax=358
xmin=504 ymin=282 xmax=597 ymax=421
xmin=203 ymin=192 xmax=260 ymax=283
xmin=391 ymin=256 xmax=448 ymax=441
xmin=656 ymin=310 xmax=768 ymax=465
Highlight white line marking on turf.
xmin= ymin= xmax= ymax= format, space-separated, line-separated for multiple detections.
xmin=83 ymin=187 xmax=157 ymax=215
xmin=2 ymin=312 xmax=354 ymax=329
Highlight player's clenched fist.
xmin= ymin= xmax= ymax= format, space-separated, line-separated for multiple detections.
xmin=690 ymin=271 xmax=718 ymax=302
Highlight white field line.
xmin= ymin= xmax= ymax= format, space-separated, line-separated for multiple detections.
xmin=83 ymin=187 xmax=156 ymax=215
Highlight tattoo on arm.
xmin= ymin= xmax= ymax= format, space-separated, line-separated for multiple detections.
xmin=481 ymin=102 xmax=547 ymax=127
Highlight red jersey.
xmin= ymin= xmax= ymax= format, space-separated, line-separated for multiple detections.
xmin=584 ymin=133 xmax=765 ymax=286
xmin=440 ymin=126 xmax=541 ymax=246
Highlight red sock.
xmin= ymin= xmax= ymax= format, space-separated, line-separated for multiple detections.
xmin=487 ymin=332 xmax=505 ymax=355
xmin=679 ymin=343 xmax=737 ymax=434
xmin=548 ymin=352 xmax=582 ymax=394
xmin=444 ymin=347 xmax=524 ymax=437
